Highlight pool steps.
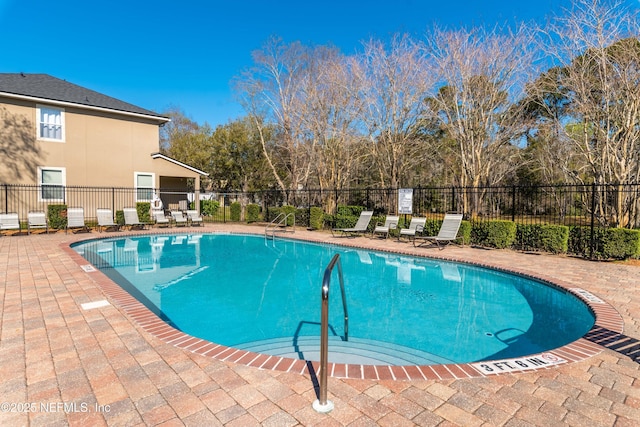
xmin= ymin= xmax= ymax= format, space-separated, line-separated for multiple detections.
xmin=236 ymin=336 xmax=456 ymax=366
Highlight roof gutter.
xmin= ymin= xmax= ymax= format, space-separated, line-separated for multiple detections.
xmin=0 ymin=91 xmax=170 ymax=124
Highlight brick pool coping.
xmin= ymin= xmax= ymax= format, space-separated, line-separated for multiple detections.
xmin=61 ymin=228 xmax=624 ymax=381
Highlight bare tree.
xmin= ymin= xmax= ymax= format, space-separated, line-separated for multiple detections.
xmin=357 ymin=35 xmax=435 ymax=195
xmin=234 ymin=37 xmax=312 ymax=198
xmin=544 ymin=0 xmax=640 ymax=226
xmin=300 ymin=48 xmax=369 ymax=211
xmin=519 ymin=66 xmax=587 ymax=185
xmin=425 ymin=25 xmax=536 ymax=217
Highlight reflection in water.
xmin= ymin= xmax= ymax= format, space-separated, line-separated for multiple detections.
xmin=73 ymin=234 xmax=595 ymax=365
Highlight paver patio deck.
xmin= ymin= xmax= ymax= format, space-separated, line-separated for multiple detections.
xmin=0 ymin=224 xmax=638 ymax=426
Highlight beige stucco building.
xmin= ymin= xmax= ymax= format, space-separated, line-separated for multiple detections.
xmin=0 ymin=73 xmax=207 ymax=217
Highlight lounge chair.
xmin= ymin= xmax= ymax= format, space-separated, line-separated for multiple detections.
xmin=186 ymin=210 xmax=203 ymax=226
xmin=123 ymin=207 xmax=146 ymax=230
xmin=96 ymin=208 xmax=120 ymax=232
xmin=332 ymin=210 xmax=374 ymax=237
xmin=372 ymin=215 xmax=399 ymax=239
xmin=398 ymin=217 xmax=426 ymax=241
xmin=66 ymin=207 xmax=88 ymax=234
xmin=171 ymin=210 xmax=188 ymax=227
xmin=0 ymin=213 xmax=21 ymax=235
xmin=414 ymin=213 xmax=463 ymax=249
xmin=152 ymin=210 xmax=171 ymax=227
xmin=27 ymin=211 xmax=48 ymax=234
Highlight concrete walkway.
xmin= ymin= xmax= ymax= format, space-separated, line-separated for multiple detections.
xmin=0 ymin=224 xmax=638 ymax=426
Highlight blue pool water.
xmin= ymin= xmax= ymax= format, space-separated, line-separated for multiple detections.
xmin=73 ymin=233 xmax=595 ymax=365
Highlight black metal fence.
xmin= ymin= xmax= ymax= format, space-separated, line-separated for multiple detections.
xmin=0 ymin=184 xmax=194 ymax=224
xmin=239 ymin=183 xmax=640 ymax=229
xmin=2 ymin=183 xmax=640 ymax=229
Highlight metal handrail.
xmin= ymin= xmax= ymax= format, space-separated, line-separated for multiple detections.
xmin=313 ymin=253 xmax=348 ymax=413
xmin=265 ymin=212 xmax=295 ymax=238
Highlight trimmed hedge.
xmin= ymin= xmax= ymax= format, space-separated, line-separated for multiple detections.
xmin=515 ymin=224 xmax=569 ymax=254
xmin=331 ymin=214 xmax=375 ymax=232
xmin=326 ymin=205 xmax=369 ymax=230
xmin=200 ymin=200 xmax=220 ymax=217
xmin=136 ymin=202 xmax=151 ymax=223
xmin=570 ymin=226 xmax=640 ymax=259
xmin=230 ymin=202 xmax=241 ymax=221
xmin=602 ymin=228 xmax=640 ymax=259
xmin=458 ymin=221 xmax=472 ymax=245
xmin=280 ymin=205 xmax=297 ymax=226
xmin=309 ymin=207 xmax=324 ymax=230
xmin=471 ymin=220 xmax=517 ymax=249
xmin=261 ymin=203 xmax=638 ymax=260
xmin=115 ymin=210 xmax=125 ymax=226
xmin=48 ymin=204 xmax=67 ymax=230
xmin=246 ymin=203 xmax=261 ymax=223
xmin=336 ymin=205 xmax=366 ymax=216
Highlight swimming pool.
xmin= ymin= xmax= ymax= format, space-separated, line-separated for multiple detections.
xmin=73 ymin=233 xmax=595 ymax=367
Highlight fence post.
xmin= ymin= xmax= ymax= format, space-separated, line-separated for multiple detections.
xmin=451 ymin=187 xmax=456 ymax=213
xmin=308 ymin=189 xmax=311 ymax=226
xmin=589 ymin=183 xmax=596 ymax=259
xmin=4 ymin=184 xmax=8 ymax=213
xmin=511 ymin=186 xmax=516 ymax=222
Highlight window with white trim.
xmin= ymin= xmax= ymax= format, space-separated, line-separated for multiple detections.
xmin=37 ymin=105 xmax=65 ymax=141
xmin=135 ymin=172 xmax=154 ymax=202
xmin=38 ymin=167 xmax=66 ymax=201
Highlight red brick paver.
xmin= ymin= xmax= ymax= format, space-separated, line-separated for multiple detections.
xmin=0 ymin=224 xmax=638 ymax=426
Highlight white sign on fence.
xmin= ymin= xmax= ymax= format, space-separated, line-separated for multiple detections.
xmin=398 ymin=188 xmax=413 ymax=214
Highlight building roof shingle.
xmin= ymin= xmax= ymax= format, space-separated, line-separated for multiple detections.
xmin=0 ymin=73 xmax=168 ymax=121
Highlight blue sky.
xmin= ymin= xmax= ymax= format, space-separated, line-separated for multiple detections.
xmin=0 ymin=0 xmax=619 ymax=128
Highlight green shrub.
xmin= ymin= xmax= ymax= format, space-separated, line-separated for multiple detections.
xmin=230 ymin=202 xmax=241 ymax=221
xmin=265 ymin=207 xmax=280 ymax=223
xmin=328 ymin=206 xmax=369 ymax=230
xmin=516 ymin=224 xmax=569 ymax=254
xmin=568 ymin=226 xmax=640 ymax=259
xmin=136 ymin=202 xmax=151 ymax=223
xmin=471 ymin=220 xmax=517 ymax=249
xmin=48 ymin=204 xmax=67 ymax=230
xmin=281 ymin=205 xmax=296 ymax=226
xmin=458 ymin=221 xmax=472 ymax=245
xmin=568 ymin=226 xmax=595 ymax=258
xmin=266 ymin=206 xmax=312 ymax=227
xmin=421 ymin=219 xmax=443 ymax=237
xmin=370 ymin=214 xmax=385 ymax=230
xmin=115 ymin=210 xmax=125 ymax=226
xmin=294 ymin=207 xmax=309 ymax=227
xmin=333 ymin=214 xmax=364 ymax=230
xmin=246 ymin=204 xmax=261 ymax=223
xmin=309 ymin=207 xmax=324 ymax=230
xmin=323 ymin=213 xmax=337 ymax=228
xmin=200 ymin=200 xmax=220 ymax=217
xmin=336 ymin=205 xmax=365 ymax=216
xmin=602 ymin=228 xmax=640 ymax=259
